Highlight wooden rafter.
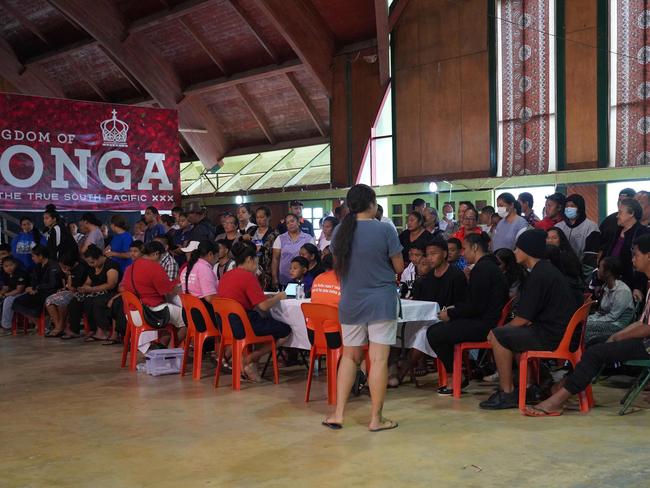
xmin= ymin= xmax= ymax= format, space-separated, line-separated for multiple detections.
xmin=178 ymin=16 xmax=227 ymax=74
xmin=225 ymin=136 xmax=328 ymax=157
xmin=257 ymin=0 xmax=334 ymax=97
xmin=96 ymin=45 xmax=144 ymax=94
xmin=128 ymin=0 xmax=217 ymax=34
xmin=183 ymin=58 xmax=301 ymax=96
xmin=48 ymin=0 xmax=228 ymax=169
xmin=24 ymin=38 xmax=97 ymax=66
xmin=0 ymin=36 xmax=65 ymax=97
xmin=235 ymin=84 xmax=276 ymax=145
xmin=0 ymin=0 xmax=49 ymax=45
xmin=374 ymin=0 xmax=390 ymax=87
xmin=285 ymin=72 xmax=326 ymax=136
xmin=388 ymin=0 xmax=412 ymax=31
xmin=72 ymin=60 xmax=108 ymax=100
xmin=225 ymin=0 xmax=278 ymax=63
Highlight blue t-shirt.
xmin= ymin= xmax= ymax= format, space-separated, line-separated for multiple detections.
xmin=11 ymin=232 xmax=38 ymax=271
xmin=144 ymin=223 xmax=166 ymax=243
xmin=332 ymin=219 xmax=403 ymax=324
xmin=110 ymin=231 xmax=133 ymax=274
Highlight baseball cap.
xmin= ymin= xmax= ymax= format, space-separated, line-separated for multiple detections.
xmin=180 ymin=241 xmax=200 ymax=253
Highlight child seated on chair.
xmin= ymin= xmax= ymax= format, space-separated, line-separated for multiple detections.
xmin=287 ymin=256 xmax=308 ymax=294
xmin=0 ymin=257 xmax=29 ymax=335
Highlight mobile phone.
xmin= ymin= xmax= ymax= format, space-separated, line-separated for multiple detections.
xmin=284 ymin=283 xmax=298 ymax=298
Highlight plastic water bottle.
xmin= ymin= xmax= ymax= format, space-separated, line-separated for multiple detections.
xmin=296 ymin=283 xmax=305 ymax=300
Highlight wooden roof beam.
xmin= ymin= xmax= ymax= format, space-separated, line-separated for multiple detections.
xmin=225 ymin=0 xmax=278 ymax=64
xmin=48 ymin=0 xmax=228 ymax=169
xmin=23 ymin=38 xmax=97 ymax=66
xmin=389 ymin=0 xmax=412 ymax=31
xmin=225 ymin=136 xmax=329 ymax=157
xmin=374 ymin=0 xmax=390 ymax=87
xmin=257 ymin=0 xmax=334 ymax=97
xmin=0 ymin=36 xmax=65 ymax=97
xmin=183 ymin=58 xmax=301 ymax=96
xmin=128 ymin=0 xmax=217 ymax=34
xmin=285 ymin=72 xmax=326 ymax=136
xmin=235 ymin=85 xmax=276 ymax=145
xmin=0 ymin=0 xmax=49 ymax=45
xmin=178 ymin=16 xmax=227 ymax=74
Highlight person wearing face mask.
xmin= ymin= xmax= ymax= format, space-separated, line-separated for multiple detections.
xmin=555 ymin=194 xmax=600 ymax=261
xmin=438 ymin=203 xmax=459 ymax=238
xmin=491 ymin=193 xmax=529 ymax=251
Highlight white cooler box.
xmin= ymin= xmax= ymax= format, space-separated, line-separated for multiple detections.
xmin=139 ymin=348 xmax=184 ymax=376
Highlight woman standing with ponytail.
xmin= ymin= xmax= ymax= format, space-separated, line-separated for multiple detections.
xmin=323 ymin=184 xmax=404 ymax=432
xmin=43 ymin=205 xmax=77 ymax=261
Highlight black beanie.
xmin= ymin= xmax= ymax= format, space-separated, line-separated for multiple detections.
xmin=515 ymin=229 xmax=547 ymax=259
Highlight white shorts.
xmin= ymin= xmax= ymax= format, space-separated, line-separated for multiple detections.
xmin=341 ymin=320 xmax=398 ymax=346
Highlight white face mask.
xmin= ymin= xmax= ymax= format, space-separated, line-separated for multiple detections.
xmin=497 ymin=206 xmax=508 ymax=218
xmin=445 ymin=212 xmax=454 ymax=221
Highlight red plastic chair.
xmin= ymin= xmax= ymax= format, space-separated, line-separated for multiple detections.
xmin=451 ymin=297 xmax=516 ymax=398
xmin=212 ymin=297 xmax=279 ymax=391
xmin=518 ymin=302 xmax=593 ymax=413
xmin=301 ymin=303 xmax=372 ymax=405
xmin=12 ymin=309 xmax=47 ymax=336
xmin=120 ymin=291 xmax=176 ymax=372
xmin=179 ymin=294 xmax=221 ymax=380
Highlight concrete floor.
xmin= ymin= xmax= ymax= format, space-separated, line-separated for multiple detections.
xmin=1 ymin=336 xmax=649 ymax=488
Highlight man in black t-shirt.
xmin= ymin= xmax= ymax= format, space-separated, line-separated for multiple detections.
xmin=480 ymin=229 xmax=578 ymax=410
xmin=412 ymin=239 xmax=467 ymax=306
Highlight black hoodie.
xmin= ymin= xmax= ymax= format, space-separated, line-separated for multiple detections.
xmin=447 ymin=254 xmax=509 ymax=323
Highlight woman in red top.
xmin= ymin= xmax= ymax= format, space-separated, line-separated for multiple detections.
xmin=218 ymin=242 xmax=291 ymax=381
xmin=120 ymin=241 xmax=186 ymax=343
xmin=452 ymin=208 xmax=482 ymax=242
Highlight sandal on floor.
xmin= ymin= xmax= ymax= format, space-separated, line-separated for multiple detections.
xmin=321 ymin=420 xmax=343 ymax=430
xmin=102 ymin=339 xmax=121 ymax=345
xmin=369 ymin=419 xmax=399 ymax=432
xmin=60 ymin=334 xmax=80 ymax=340
xmin=45 ymin=330 xmax=64 ymax=338
xmin=524 ymin=406 xmax=563 ymax=417
xmin=84 ymin=335 xmax=103 ymax=342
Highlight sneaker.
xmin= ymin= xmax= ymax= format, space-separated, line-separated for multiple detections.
xmin=525 ymin=384 xmax=548 ymax=404
xmin=0 ymin=328 xmax=12 ymax=337
xmin=483 ymin=372 xmax=500 ymax=382
xmin=436 ymin=378 xmax=469 ymax=396
xmin=479 ymin=389 xmax=519 ymax=410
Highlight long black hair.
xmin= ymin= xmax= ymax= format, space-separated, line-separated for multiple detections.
xmin=547 ymin=227 xmax=582 ymax=279
xmin=185 ymin=241 xmax=217 ymax=291
xmin=495 ymin=248 xmax=527 ymax=289
xmin=497 ymin=192 xmax=522 ymax=215
xmin=333 ymin=184 xmax=376 ymax=278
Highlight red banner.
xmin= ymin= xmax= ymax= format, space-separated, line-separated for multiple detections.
xmin=0 ymin=93 xmax=180 ymax=211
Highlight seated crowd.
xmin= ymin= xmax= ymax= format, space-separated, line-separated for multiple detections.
xmin=2 ymin=187 xmax=650 ymax=418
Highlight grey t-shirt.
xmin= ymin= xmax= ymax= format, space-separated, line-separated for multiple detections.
xmin=332 ymin=219 xmax=402 ymax=324
xmin=82 ymin=227 xmax=105 ymax=251
xmin=492 ymin=216 xmax=528 ymax=251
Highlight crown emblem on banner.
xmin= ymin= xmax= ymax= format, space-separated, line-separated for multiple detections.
xmin=100 ymin=109 xmax=129 ymax=147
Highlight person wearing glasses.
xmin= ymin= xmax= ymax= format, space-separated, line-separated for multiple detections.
xmin=452 ymin=208 xmax=482 ymax=243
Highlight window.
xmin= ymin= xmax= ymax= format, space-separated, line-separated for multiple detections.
xmin=609 ymin=1 xmax=650 ymax=167
xmin=496 ymin=0 xmax=557 ymax=176
xmin=606 ymin=181 xmax=646 ymax=214
xmin=302 ymin=206 xmax=324 ymax=239
xmin=358 ymin=85 xmax=394 ymax=186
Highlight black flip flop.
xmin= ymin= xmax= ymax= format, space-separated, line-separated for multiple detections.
xmin=45 ymin=331 xmax=64 ymax=338
xmin=84 ymin=336 xmax=103 ymax=342
xmin=102 ymin=339 xmax=121 ymax=346
xmin=321 ymin=420 xmax=343 ymax=430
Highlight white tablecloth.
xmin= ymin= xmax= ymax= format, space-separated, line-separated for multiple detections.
xmin=269 ymin=298 xmax=440 ymax=352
